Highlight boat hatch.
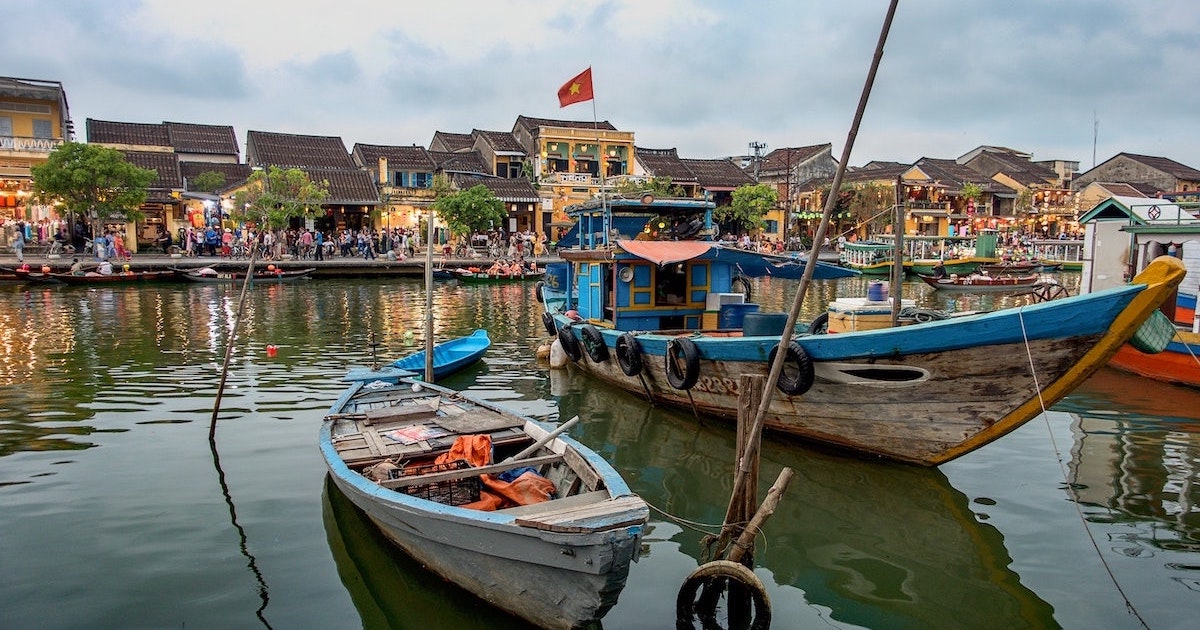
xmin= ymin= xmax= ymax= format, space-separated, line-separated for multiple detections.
xmin=814 ymin=363 xmax=930 ymax=386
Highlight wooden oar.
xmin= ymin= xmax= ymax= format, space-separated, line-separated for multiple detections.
xmin=502 ymin=415 xmax=581 ymax=463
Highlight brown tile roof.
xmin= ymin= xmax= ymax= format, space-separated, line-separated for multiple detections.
xmin=430 ymin=131 xmax=474 ymax=152
xmin=965 ymin=150 xmax=1058 ymax=185
xmin=352 ymin=144 xmax=437 ymax=171
xmin=304 ymin=168 xmax=380 ymax=205
xmin=637 ymin=147 xmax=698 ymax=183
xmin=179 ymin=162 xmax=253 ymax=192
xmin=245 ymin=130 xmax=354 ymax=169
xmin=119 ymin=150 xmax=181 ymax=202
xmin=430 ymin=150 xmax=489 ymax=175
xmin=759 ymin=145 xmax=829 ymax=173
xmin=1119 ymin=153 xmax=1200 ymax=181
xmin=473 ymin=129 xmax=526 ymax=154
xmin=88 ymin=119 xmax=170 ymax=147
xmin=513 ymin=115 xmax=618 ymax=132
xmin=681 ymin=158 xmax=755 ymax=190
xmin=914 ymin=157 xmax=1007 ymax=192
xmin=451 ymin=175 xmax=541 ymax=203
xmin=1094 ymin=182 xmax=1149 ymax=197
xmin=165 ymin=122 xmax=239 ymax=156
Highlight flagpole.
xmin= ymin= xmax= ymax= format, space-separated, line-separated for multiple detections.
xmin=590 ymin=74 xmax=608 ymax=246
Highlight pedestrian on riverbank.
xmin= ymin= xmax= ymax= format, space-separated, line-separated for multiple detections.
xmin=11 ymin=222 xmax=25 ymax=263
xmin=314 ymin=230 xmax=324 ymax=261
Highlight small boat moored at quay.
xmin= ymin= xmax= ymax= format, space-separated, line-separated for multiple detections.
xmin=177 ymin=266 xmax=315 ymax=283
xmin=320 ymin=365 xmax=648 ymax=630
xmin=541 ymin=196 xmax=1188 ymax=466
xmin=450 ymin=268 xmax=545 ymax=283
xmin=917 ymin=271 xmax=1043 ymax=291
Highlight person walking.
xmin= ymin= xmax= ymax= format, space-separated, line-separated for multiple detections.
xmin=12 ymin=222 xmax=26 ymax=263
xmin=314 ymin=230 xmax=324 ymax=261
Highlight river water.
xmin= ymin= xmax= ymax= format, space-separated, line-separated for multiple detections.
xmin=1 ymin=274 xmax=1197 ymax=629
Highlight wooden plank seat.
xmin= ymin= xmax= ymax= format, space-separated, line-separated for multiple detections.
xmin=513 ymin=496 xmax=648 ymax=533
xmin=497 ymin=489 xmax=610 ymax=516
xmin=379 ymin=453 xmax=564 ymax=490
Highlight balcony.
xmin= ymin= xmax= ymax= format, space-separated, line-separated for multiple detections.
xmin=0 ymin=135 xmax=64 ymax=154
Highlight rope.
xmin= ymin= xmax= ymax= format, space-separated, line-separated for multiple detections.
xmin=1017 ymin=308 xmax=1150 ymax=629
xmin=645 ymin=501 xmax=726 ymax=535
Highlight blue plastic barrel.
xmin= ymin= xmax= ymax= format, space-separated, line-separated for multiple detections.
xmin=719 ymin=303 xmax=760 ymax=329
xmin=867 ymin=281 xmax=887 ymax=302
xmin=742 ymin=312 xmax=788 ymax=336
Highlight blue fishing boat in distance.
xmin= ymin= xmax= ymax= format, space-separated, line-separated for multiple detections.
xmin=392 ymin=329 xmax=490 ymax=381
xmin=321 ymin=367 xmax=648 ymax=629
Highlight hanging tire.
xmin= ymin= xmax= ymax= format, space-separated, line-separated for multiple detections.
xmin=534 ymin=280 xmax=545 ymax=303
xmin=542 ymin=312 xmax=558 ymax=337
xmin=665 ymin=337 xmax=701 ymax=390
xmin=615 ymin=333 xmax=644 ymax=376
xmin=731 ymin=274 xmax=752 ymax=302
xmin=580 ymin=324 xmax=609 ymax=363
xmin=558 ymin=326 xmax=582 ymax=362
xmin=769 ymin=341 xmax=815 ymax=395
xmin=807 ymin=312 xmax=829 ymax=335
xmin=676 ymin=560 xmax=771 ymax=630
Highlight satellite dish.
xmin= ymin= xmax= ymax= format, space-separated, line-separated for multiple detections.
xmin=619 ymin=267 xmax=635 ymax=283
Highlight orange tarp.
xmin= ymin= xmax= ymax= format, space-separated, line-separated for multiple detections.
xmin=431 ymin=434 xmax=556 ymax=512
xmin=617 ymin=240 xmax=713 ymax=265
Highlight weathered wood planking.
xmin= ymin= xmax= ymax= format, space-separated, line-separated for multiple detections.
xmin=514 ymin=496 xmax=650 ymax=533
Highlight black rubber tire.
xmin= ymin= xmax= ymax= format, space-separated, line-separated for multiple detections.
xmin=676 ymin=560 xmax=771 ymax=630
xmin=534 ymin=280 xmax=545 ymax=303
xmin=615 ymin=333 xmax=644 ymax=376
xmin=807 ymin=312 xmax=829 ymax=335
xmin=665 ymin=337 xmax=701 ymax=390
xmin=580 ymin=324 xmax=609 ymax=363
xmin=731 ymin=275 xmax=752 ymax=302
xmin=558 ymin=326 xmax=582 ymax=362
xmin=769 ymin=341 xmax=815 ymax=395
xmin=542 ymin=312 xmax=558 ymax=337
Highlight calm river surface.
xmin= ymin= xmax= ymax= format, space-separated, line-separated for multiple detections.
xmin=1 ymin=273 xmax=1197 ymax=629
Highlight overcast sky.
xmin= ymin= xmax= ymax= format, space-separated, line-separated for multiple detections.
xmin=9 ymin=0 xmax=1199 ymax=172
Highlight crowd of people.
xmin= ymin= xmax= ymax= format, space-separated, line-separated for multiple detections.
xmin=175 ymin=225 xmax=426 ymax=261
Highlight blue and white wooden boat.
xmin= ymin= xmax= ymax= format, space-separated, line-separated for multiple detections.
xmin=391 ymin=329 xmax=490 ymax=380
xmin=320 ymin=367 xmax=648 ymax=629
xmin=541 ymin=197 xmax=1188 ymax=466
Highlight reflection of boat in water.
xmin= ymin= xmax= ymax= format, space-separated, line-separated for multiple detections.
xmin=321 ymin=477 xmax=535 ymax=630
xmin=546 ymin=372 xmax=1057 ymax=629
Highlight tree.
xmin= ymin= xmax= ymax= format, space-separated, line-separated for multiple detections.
xmin=717 ymin=183 xmax=777 ymax=233
xmin=433 ymin=184 xmax=506 ymax=238
xmin=231 ymin=166 xmax=329 ymax=231
xmin=611 ymin=176 xmax=687 ymax=198
xmin=190 ymin=170 xmax=227 ymax=194
xmin=31 ymin=141 xmax=156 ymax=229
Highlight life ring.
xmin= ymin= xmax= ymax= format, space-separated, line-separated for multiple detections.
xmin=580 ymin=324 xmax=609 ymax=363
xmin=676 ymin=560 xmax=771 ymax=630
xmin=542 ymin=312 xmax=558 ymax=337
xmin=558 ymin=326 xmax=582 ymax=362
xmin=665 ymin=337 xmax=701 ymax=390
xmin=731 ymin=274 xmax=752 ymax=302
xmin=615 ymin=333 xmax=644 ymax=376
xmin=768 ymin=341 xmax=815 ymax=395
xmin=807 ymin=312 xmax=829 ymax=335
xmin=534 ymin=280 xmax=545 ymax=303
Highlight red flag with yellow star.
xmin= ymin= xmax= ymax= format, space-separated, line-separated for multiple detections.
xmin=557 ymin=67 xmax=593 ymax=107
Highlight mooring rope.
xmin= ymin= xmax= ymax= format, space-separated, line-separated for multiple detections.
xmin=1017 ymin=307 xmax=1150 ymax=630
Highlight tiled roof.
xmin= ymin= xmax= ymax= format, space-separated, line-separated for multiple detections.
xmin=473 ymin=129 xmax=526 ymax=154
xmin=914 ymin=157 xmax=1005 ymax=192
xmin=636 ymin=147 xmax=697 ymax=183
xmin=759 ymin=145 xmax=829 ymax=173
xmin=965 ymin=149 xmax=1059 ymax=186
xmin=88 ymin=119 xmax=170 ymax=147
xmin=681 ymin=158 xmax=755 ymax=189
xmin=430 ymin=150 xmax=489 ymax=175
xmin=179 ymin=162 xmax=253 ymax=192
xmin=245 ymin=130 xmax=354 ymax=169
xmin=165 ymin=122 xmax=239 ymax=156
xmin=118 ymin=150 xmax=181 ymax=203
xmin=452 ymin=175 xmax=541 ymax=203
xmin=513 ymin=115 xmax=618 ymax=132
xmin=353 ymin=144 xmax=437 ymax=171
xmin=1094 ymin=182 xmax=1149 ymax=198
xmin=304 ymin=168 xmax=380 ymax=205
xmin=1120 ymin=153 xmax=1200 ymax=181
xmin=429 ymin=131 xmax=474 ymax=152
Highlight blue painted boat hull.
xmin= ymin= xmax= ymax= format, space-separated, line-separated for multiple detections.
xmin=392 ymin=329 xmax=490 ymax=380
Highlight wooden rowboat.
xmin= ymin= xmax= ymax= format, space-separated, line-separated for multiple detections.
xmin=43 ymin=269 xmax=179 ymax=284
xmin=178 ymin=267 xmax=315 ymax=283
xmin=391 ymin=329 xmax=490 ymax=381
xmin=451 ymin=268 xmax=545 ymax=283
xmin=320 ymin=367 xmax=647 ymax=629
xmin=917 ymin=271 xmax=1041 ymax=291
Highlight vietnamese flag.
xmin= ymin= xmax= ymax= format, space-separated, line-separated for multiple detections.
xmin=557 ymin=67 xmax=594 ymax=107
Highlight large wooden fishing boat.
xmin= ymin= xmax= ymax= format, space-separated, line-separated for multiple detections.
xmin=540 ymin=197 xmax=1187 ymax=466
xmin=320 ymin=366 xmax=648 ymax=629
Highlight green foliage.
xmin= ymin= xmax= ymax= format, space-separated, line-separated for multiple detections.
xmin=190 ymin=171 xmax=227 ymax=194
xmin=961 ymin=182 xmax=983 ymax=201
xmin=717 ymin=183 xmax=777 ymax=231
xmin=611 ymin=176 xmax=688 ymax=198
xmin=231 ymin=166 xmax=330 ymax=231
xmin=31 ymin=141 xmax=156 ymax=224
xmin=433 ymin=184 xmax=506 ymax=237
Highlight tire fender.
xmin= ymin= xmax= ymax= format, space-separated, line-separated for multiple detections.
xmin=580 ymin=324 xmax=609 ymax=363
xmin=534 ymin=280 xmax=545 ymax=303
xmin=769 ymin=341 xmax=815 ymax=395
xmin=615 ymin=333 xmax=644 ymax=376
xmin=665 ymin=337 xmax=701 ymax=390
xmin=542 ymin=312 xmax=558 ymax=338
xmin=557 ymin=325 xmax=582 ymax=362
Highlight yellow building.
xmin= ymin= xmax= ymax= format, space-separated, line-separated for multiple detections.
xmin=0 ymin=76 xmax=72 ymax=223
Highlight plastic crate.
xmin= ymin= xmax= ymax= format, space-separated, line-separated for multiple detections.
xmin=393 ymin=459 xmax=481 ymax=506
